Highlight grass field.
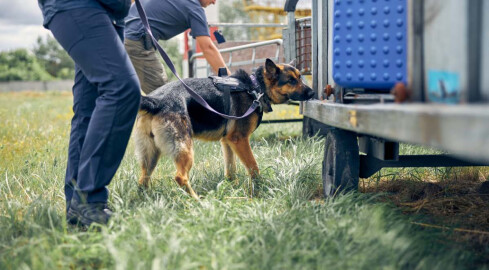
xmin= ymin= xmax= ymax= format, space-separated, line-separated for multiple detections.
xmin=1 ymin=91 xmax=489 ymax=269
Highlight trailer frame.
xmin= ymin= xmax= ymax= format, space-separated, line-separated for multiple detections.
xmin=283 ymin=0 xmax=489 ymax=196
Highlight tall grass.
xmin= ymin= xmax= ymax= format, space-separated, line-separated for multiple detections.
xmin=0 ymin=92 xmax=486 ymax=269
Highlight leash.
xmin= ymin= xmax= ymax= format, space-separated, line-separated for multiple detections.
xmin=134 ymin=0 xmax=261 ymax=120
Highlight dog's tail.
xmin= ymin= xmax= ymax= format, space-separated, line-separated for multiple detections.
xmin=139 ymin=96 xmax=162 ymax=114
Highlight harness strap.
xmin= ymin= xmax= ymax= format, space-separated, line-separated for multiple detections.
xmin=223 ymin=83 xmax=231 ymax=117
xmin=250 ymin=74 xmax=260 ymax=92
xmin=134 ymin=0 xmax=260 ymax=120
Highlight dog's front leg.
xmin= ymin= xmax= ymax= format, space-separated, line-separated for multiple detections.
xmin=225 ymin=135 xmax=259 ymax=179
xmin=220 ymin=139 xmax=237 ymax=180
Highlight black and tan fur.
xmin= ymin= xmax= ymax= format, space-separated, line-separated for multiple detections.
xmin=134 ymin=58 xmax=314 ymax=199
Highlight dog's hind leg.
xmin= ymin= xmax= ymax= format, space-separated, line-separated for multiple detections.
xmin=134 ymin=114 xmax=161 ymax=187
xmin=174 ymin=145 xmax=199 ymax=200
xmin=220 ymin=139 xmax=236 ymax=180
xmin=152 ymin=114 xmax=199 ymax=199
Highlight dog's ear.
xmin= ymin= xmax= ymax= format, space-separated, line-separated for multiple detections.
xmin=265 ymin=58 xmax=280 ymax=76
xmin=288 ymin=59 xmax=296 ymax=68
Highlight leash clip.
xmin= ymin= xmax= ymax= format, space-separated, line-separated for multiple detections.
xmin=249 ymin=90 xmax=263 ymax=102
xmin=251 ymin=91 xmax=264 ymax=112
xmin=255 ymin=92 xmax=264 ymax=101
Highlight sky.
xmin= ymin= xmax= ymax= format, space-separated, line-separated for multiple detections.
xmin=0 ymin=0 xmax=51 ymax=52
xmin=0 ymin=0 xmax=312 ymax=52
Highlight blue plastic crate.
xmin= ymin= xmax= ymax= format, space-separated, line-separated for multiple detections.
xmin=332 ymin=0 xmax=407 ymax=90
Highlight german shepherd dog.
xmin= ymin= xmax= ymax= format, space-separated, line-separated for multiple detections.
xmin=134 ymin=58 xmax=314 ymax=199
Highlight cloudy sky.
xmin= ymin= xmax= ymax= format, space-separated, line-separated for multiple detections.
xmin=0 ymin=0 xmax=312 ymax=52
xmin=0 ymin=0 xmax=51 ymax=51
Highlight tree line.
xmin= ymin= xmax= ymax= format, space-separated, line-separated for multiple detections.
xmin=0 ymin=0 xmax=256 ymax=82
xmin=0 ymin=36 xmax=73 ymax=82
xmin=0 ymin=35 xmax=182 ymax=82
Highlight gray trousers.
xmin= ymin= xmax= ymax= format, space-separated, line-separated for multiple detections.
xmin=124 ymin=38 xmax=168 ymax=94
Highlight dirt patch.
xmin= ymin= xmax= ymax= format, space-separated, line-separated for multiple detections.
xmin=361 ymin=168 xmax=489 ymax=256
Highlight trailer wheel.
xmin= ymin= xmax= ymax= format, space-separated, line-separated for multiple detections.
xmin=322 ymin=129 xmax=359 ymax=197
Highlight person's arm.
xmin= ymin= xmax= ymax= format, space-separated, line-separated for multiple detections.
xmin=195 ymin=35 xmax=231 ymax=75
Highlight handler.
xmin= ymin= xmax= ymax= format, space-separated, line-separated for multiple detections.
xmin=38 ymin=0 xmax=141 ymax=226
xmin=124 ymin=0 xmax=231 ymax=94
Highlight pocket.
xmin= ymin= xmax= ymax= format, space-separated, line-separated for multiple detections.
xmin=71 ymin=9 xmax=112 ymax=39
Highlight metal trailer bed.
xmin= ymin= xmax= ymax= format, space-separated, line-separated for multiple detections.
xmin=283 ymin=0 xmax=489 ymax=196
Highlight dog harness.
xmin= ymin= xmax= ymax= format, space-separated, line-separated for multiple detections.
xmin=209 ymin=74 xmax=268 ymax=115
xmin=208 ymin=73 xmax=272 ymax=134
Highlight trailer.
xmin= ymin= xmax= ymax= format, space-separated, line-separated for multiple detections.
xmin=282 ymin=0 xmax=489 ymax=196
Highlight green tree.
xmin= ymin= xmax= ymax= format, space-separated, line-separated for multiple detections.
xmin=0 ymin=49 xmax=52 ymax=82
xmin=33 ymin=35 xmax=75 ymax=79
xmin=219 ymin=0 xmax=251 ymax=41
xmin=158 ymin=39 xmax=182 ymax=81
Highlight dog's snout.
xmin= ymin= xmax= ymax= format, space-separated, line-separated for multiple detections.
xmin=289 ymin=86 xmax=315 ymax=101
xmin=305 ymin=87 xmax=314 ymax=99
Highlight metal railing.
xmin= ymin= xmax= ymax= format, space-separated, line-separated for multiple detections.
xmin=189 ymin=39 xmax=283 ymax=77
xmin=295 ymin=17 xmax=312 ymax=75
xmin=208 ymin=23 xmax=286 ymax=28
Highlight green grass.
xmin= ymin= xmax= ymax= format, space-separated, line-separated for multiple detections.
xmin=0 ymin=91 xmax=486 ymax=269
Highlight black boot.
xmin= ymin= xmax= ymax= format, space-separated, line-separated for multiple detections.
xmin=67 ymin=199 xmax=113 ymax=226
xmin=66 ymin=200 xmax=79 ymax=225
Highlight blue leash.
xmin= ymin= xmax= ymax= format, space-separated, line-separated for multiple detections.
xmin=134 ymin=0 xmax=261 ymax=120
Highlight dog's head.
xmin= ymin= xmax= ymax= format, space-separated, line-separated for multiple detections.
xmin=262 ymin=58 xmax=314 ymax=104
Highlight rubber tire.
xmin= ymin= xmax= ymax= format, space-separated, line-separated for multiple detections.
xmin=322 ymin=128 xmax=360 ymax=197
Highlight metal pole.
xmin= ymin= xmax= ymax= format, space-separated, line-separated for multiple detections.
xmin=467 ymin=0 xmax=483 ymax=102
xmin=411 ymin=0 xmax=425 ymax=102
xmin=311 ymin=0 xmax=319 ymax=97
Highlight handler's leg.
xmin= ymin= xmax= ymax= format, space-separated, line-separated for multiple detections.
xmin=124 ymin=38 xmax=167 ymax=94
xmin=49 ymin=8 xmax=140 ymax=224
xmin=64 ymin=66 xmax=97 ymax=210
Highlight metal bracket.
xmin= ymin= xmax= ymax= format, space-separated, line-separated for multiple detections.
xmin=359 ymin=136 xmax=399 ymax=161
xmin=360 ymin=154 xmax=489 ymax=178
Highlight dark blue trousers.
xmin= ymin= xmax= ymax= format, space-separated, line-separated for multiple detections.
xmin=48 ymin=8 xmax=141 ymax=204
